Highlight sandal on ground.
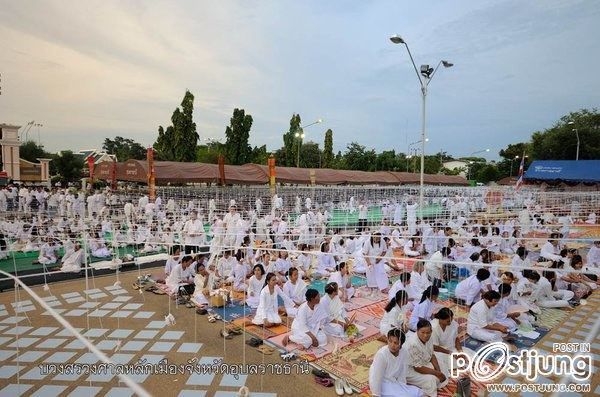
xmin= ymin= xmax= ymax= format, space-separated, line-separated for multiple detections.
xmin=132 ymin=283 xmax=140 ymax=290
xmin=196 ymin=308 xmax=208 ymax=315
xmin=237 ymin=386 xmax=250 ymax=397
xmin=341 ymin=378 xmax=353 ymax=395
xmin=315 ymin=377 xmax=334 ymax=387
xmin=226 ymin=326 xmax=243 ymax=335
xmin=220 ymin=329 xmax=233 ymax=339
xmin=312 ymin=369 xmax=331 ymax=379
xmin=246 ymin=337 xmax=263 ymax=347
xmin=152 ymin=288 xmax=166 ymax=295
xmin=185 ymin=301 xmax=195 ymax=308
xmin=256 ymin=345 xmax=274 ymax=354
xmin=280 ymin=352 xmax=297 ymax=362
xmin=208 ymin=315 xmax=216 ymax=323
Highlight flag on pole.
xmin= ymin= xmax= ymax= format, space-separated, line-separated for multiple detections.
xmin=515 ymin=155 xmax=525 ymax=191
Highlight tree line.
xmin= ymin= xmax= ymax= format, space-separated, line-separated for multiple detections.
xmin=19 ymin=90 xmax=599 ymax=184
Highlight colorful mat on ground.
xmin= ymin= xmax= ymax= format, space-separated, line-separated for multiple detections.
xmin=211 ymin=301 xmax=256 ymax=323
xmin=231 ymin=317 xmax=290 ymax=339
xmin=309 ymin=275 xmax=367 ymax=295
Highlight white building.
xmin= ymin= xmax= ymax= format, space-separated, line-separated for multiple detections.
xmin=442 ymin=160 xmax=470 ymax=177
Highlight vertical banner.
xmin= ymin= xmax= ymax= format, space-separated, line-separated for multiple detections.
xmin=218 ymin=154 xmax=226 ymax=186
xmin=309 ymin=169 xmax=316 ymax=186
xmin=111 ymin=159 xmax=117 ymax=190
xmin=147 ymin=147 xmax=156 ymax=202
xmin=268 ymin=154 xmax=276 ymax=194
xmin=87 ymin=155 xmax=95 ymax=181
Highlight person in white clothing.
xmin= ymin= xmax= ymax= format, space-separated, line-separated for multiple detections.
xmin=364 ymin=233 xmax=389 ymax=293
xmin=183 ymin=210 xmax=205 ymax=254
xmin=405 ymin=319 xmax=449 ymax=397
xmin=245 ymin=264 xmax=266 ymax=309
xmin=36 ymin=238 xmax=58 ymax=265
xmin=319 ymin=282 xmax=351 ymax=337
xmin=282 ymin=288 xmax=328 ymax=349
xmin=431 ymin=308 xmax=462 ymax=354
xmin=59 ymin=242 xmax=84 ymax=273
xmin=380 ymin=290 xmax=410 ymax=337
xmin=165 ymin=255 xmax=195 ymax=295
xmin=388 ymin=272 xmax=420 ymax=308
xmin=539 ymin=234 xmax=563 ymax=263
xmin=409 ymin=286 xmax=440 ymax=331
xmin=252 ymin=273 xmax=284 ymax=327
xmin=528 ymin=271 xmax=574 ymax=308
xmin=467 ymin=291 xmax=508 ymax=342
xmin=586 ymin=241 xmax=600 ymax=274
xmin=369 ymin=328 xmax=424 ymax=397
xmin=282 ymin=267 xmax=306 ymax=316
xmin=454 ymin=268 xmax=491 ymax=306
xmin=327 ymin=262 xmax=354 ymax=301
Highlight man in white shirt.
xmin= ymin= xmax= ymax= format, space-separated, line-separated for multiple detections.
xmin=183 ymin=210 xmax=205 ymax=254
xmin=283 ymin=288 xmax=327 ymax=349
xmin=528 ymin=271 xmax=574 ymax=308
xmin=165 ymin=255 xmax=194 ymax=295
xmin=369 ymin=328 xmax=424 ymax=397
xmin=454 ymin=268 xmax=490 ymax=306
xmin=539 ymin=233 xmax=563 ymax=263
xmin=467 ymin=291 xmax=508 ymax=342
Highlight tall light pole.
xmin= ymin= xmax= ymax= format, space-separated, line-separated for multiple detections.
xmin=34 ymin=123 xmax=43 ymax=145
xmin=390 ymin=34 xmax=452 ymax=220
xmin=466 ymin=149 xmax=490 ymax=181
xmin=294 ymin=119 xmax=322 ymax=167
xmin=510 ymin=155 xmax=519 ymax=177
xmin=567 ymin=121 xmax=579 ymax=161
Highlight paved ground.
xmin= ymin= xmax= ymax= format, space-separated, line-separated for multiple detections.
xmin=0 ymin=271 xmax=334 ymax=397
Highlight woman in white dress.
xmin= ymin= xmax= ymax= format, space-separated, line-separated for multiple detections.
xmin=380 ymin=290 xmax=410 ymax=337
xmin=314 ymin=242 xmax=336 ymax=279
xmin=252 ymin=273 xmax=283 ymax=327
xmin=246 ymin=264 xmax=266 ymax=309
xmin=369 ymin=328 xmax=425 ymax=397
xmin=282 ymin=267 xmax=306 ymax=317
xmin=320 ymin=282 xmax=350 ymax=337
xmin=431 ymin=308 xmax=461 ymax=355
xmin=365 ymin=233 xmax=389 ymax=294
xmin=192 ymin=262 xmax=210 ymax=307
xmin=405 ymin=319 xmax=449 ymax=397
xmin=230 ymin=250 xmax=249 ymax=293
xmin=409 ymin=286 xmax=440 ymax=331
xmin=327 ymin=262 xmax=354 ymax=301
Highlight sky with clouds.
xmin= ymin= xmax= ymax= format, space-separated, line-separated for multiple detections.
xmin=1 ymin=0 xmax=599 ymax=160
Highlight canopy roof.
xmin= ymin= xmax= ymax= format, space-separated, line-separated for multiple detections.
xmin=96 ymin=160 xmax=468 ymax=186
xmin=524 ymin=160 xmax=600 ymax=183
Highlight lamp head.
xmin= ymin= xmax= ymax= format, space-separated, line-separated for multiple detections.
xmin=420 ymin=64 xmax=434 ymax=78
xmin=567 ymin=121 xmax=575 ymax=125
xmin=317 ymin=118 xmax=323 ymax=123
xmin=294 ymin=132 xmax=300 ymax=138
xmin=301 ymin=133 xmax=305 ymax=139
xmin=390 ymin=35 xmax=405 ymax=44
xmin=485 ymin=148 xmax=490 ymax=152
xmin=424 ymin=138 xmax=430 ymax=142
xmin=442 ymin=60 xmax=454 ymax=68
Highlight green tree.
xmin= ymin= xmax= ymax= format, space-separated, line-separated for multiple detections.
xmin=299 ymin=142 xmax=322 ymax=168
xmin=102 ymin=136 xmax=146 ymax=161
xmin=282 ymin=114 xmax=302 ymax=167
xmin=530 ymin=108 xmax=600 ymax=160
xmin=223 ymin=108 xmax=253 ymax=165
xmin=322 ymin=129 xmax=334 ymax=168
xmin=154 ymin=90 xmax=199 ymax=162
xmin=250 ymin=145 xmax=269 ymax=165
xmin=195 ymin=143 xmax=221 ymax=164
xmin=475 ymin=164 xmax=500 ymax=184
xmin=54 ymin=150 xmax=84 ymax=183
xmin=333 ymin=151 xmax=344 ymax=169
xmin=19 ymin=141 xmax=52 ymax=163
xmin=375 ymin=150 xmax=398 ymax=171
xmin=343 ymin=142 xmax=377 ymax=171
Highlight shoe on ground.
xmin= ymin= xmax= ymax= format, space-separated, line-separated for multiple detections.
xmin=342 ymin=379 xmax=353 ymax=395
xmin=334 ymin=379 xmax=344 ymax=396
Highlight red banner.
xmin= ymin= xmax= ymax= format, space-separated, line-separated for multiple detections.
xmin=87 ymin=156 xmax=95 ymax=180
xmin=111 ymin=159 xmax=117 ymax=190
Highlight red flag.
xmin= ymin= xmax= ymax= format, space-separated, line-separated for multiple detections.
xmin=515 ymin=155 xmax=525 ymax=191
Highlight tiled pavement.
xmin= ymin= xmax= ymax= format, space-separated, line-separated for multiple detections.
xmin=0 ymin=285 xmax=278 ymax=397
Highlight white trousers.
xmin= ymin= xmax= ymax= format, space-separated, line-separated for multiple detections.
xmin=381 ymin=380 xmax=424 ymax=397
xmin=289 ymin=330 xmax=327 ymax=349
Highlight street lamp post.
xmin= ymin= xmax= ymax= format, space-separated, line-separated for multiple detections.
xmin=390 ymin=34 xmax=452 ymax=221
xmin=567 ymin=121 xmax=579 ymax=161
xmin=294 ymin=119 xmax=322 ymax=167
xmin=466 ymin=149 xmax=490 ymax=181
xmin=510 ymin=155 xmax=519 ymax=177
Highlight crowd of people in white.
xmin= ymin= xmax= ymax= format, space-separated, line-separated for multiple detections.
xmin=1 ymin=184 xmax=599 ymax=396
